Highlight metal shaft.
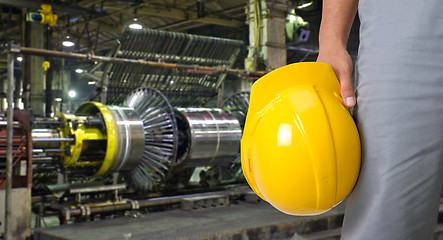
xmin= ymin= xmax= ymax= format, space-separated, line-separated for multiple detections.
xmin=32 ymin=138 xmax=75 ymax=142
xmin=5 ymin=53 xmax=14 ymax=240
xmin=18 ymin=47 xmax=267 ymax=77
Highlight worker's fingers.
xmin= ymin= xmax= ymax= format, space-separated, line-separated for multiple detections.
xmin=316 ymin=49 xmax=356 ymax=108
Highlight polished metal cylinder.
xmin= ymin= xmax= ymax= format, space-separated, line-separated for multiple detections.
xmin=175 ymin=108 xmax=242 ymax=167
xmin=31 ymin=129 xmax=62 ymax=149
xmin=107 ymin=106 xmax=145 ymax=172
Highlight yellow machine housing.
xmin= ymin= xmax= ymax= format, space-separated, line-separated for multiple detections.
xmin=32 ymin=102 xmax=144 ymax=177
xmin=241 ymin=62 xmax=361 ymax=215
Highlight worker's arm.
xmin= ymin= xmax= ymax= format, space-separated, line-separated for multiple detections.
xmin=317 ymin=0 xmax=358 ymax=107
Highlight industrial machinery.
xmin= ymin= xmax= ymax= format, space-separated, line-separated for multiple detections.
xmin=0 ymin=110 xmax=33 ymax=238
xmin=104 ymin=28 xmax=244 ymax=106
xmin=0 ymin=110 xmax=32 ymax=189
xmin=27 ymin=87 xmax=249 ymax=192
xmin=32 ymin=101 xmax=145 ymax=179
xmin=0 ymin=21 xmax=257 ymax=237
xmin=1 ymin=27 xmax=252 ymax=234
xmin=0 ymin=87 xmax=251 ymax=229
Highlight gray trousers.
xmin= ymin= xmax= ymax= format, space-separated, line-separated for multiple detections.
xmin=341 ymin=1 xmax=443 ymax=239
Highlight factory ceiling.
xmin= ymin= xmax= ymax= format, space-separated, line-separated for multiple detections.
xmin=0 ymin=0 xmax=248 ymax=54
xmin=0 ymin=1 xmax=327 ymax=72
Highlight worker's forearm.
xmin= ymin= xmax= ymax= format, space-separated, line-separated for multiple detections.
xmin=319 ymin=0 xmax=358 ymax=49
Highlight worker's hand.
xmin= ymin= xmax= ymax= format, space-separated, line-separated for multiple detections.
xmin=317 ymin=47 xmax=356 ymax=108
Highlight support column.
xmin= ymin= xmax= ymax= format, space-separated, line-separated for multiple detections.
xmin=1 ymin=189 xmax=31 ymax=240
xmin=45 ymin=28 xmax=54 ymax=117
xmin=245 ymin=0 xmax=261 ymax=72
xmin=245 ymin=0 xmax=288 ymax=71
xmin=0 ymin=75 xmax=6 ymax=111
xmin=4 ymin=52 xmax=14 ymax=240
xmin=28 ymin=22 xmax=45 ymax=115
xmin=60 ymin=59 xmax=71 ymax=112
xmin=244 ymin=0 xmax=288 ymax=91
xmin=45 ymin=62 xmax=53 ymax=116
xmin=261 ymin=0 xmax=288 ymax=70
xmin=100 ymin=63 xmax=112 ymax=104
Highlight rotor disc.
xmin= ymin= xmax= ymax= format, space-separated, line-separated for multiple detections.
xmin=221 ymin=91 xmax=250 ymax=130
xmin=123 ymin=87 xmax=179 ymax=190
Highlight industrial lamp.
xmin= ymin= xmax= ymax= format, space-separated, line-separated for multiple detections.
xmin=62 ymin=35 xmax=75 ymax=47
xmin=68 ymin=90 xmax=77 ymax=98
xmin=129 ymin=18 xmax=142 ymax=30
xmin=297 ymin=0 xmax=314 ymax=9
xmin=128 ymin=8 xmax=142 ymax=30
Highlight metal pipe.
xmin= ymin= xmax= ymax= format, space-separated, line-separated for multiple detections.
xmin=31 ymin=157 xmax=55 ymax=162
xmin=33 ymin=118 xmax=63 ymax=126
xmin=68 ymin=184 xmax=126 ymax=194
xmin=5 ymin=52 xmax=14 ymax=240
xmin=0 ymin=137 xmax=25 ymax=145
xmin=32 ymin=138 xmax=75 ymax=142
xmin=0 ymin=150 xmax=24 ymax=155
xmin=55 ymin=188 xmax=253 ymax=221
xmin=32 ymin=149 xmax=66 ymax=153
xmin=287 ymin=45 xmax=319 ymax=53
xmin=56 ymin=194 xmax=187 ymax=217
xmin=18 ymin=47 xmax=267 ymax=77
xmin=0 ymin=121 xmax=23 ymax=127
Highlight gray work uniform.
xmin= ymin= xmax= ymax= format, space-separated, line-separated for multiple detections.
xmin=341 ymin=1 xmax=443 ymax=239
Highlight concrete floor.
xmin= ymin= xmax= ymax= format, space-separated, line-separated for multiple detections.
xmin=35 ymin=200 xmax=346 ymax=240
xmin=33 ymin=199 xmax=443 ymax=240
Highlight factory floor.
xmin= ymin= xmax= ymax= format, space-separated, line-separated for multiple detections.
xmin=35 ymin=198 xmax=443 ymax=240
xmin=35 ymin=198 xmax=345 ymax=240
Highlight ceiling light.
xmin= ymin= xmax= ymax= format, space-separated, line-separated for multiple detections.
xmin=16 ymin=56 xmax=23 ymax=62
xmin=68 ymin=90 xmax=76 ymax=98
xmin=62 ymin=35 xmax=75 ymax=47
xmin=54 ymin=98 xmax=63 ymax=102
xmin=75 ymin=68 xmax=83 ymax=73
xmin=129 ymin=18 xmax=142 ymax=30
xmin=297 ymin=0 xmax=314 ymax=9
xmin=88 ymin=81 xmax=96 ymax=85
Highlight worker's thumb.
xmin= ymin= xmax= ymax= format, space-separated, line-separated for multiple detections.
xmin=338 ymin=73 xmax=356 ymax=108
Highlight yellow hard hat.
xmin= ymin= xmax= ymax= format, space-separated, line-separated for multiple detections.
xmin=241 ymin=62 xmax=361 ymax=216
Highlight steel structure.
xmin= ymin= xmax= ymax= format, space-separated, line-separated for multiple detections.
xmin=105 ymin=28 xmax=244 ymax=106
xmin=16 ymin=47 xmax=265 ymax=76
